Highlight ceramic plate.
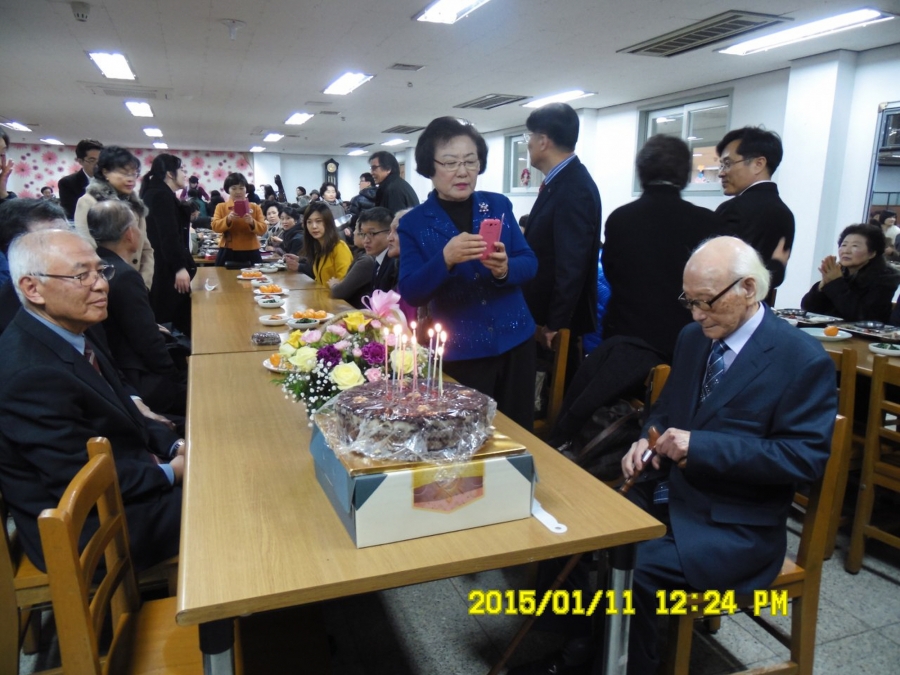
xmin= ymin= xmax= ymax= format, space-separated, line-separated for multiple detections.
xmin=237 ymin=273 xmax=266 ymax=281
xmin=869 ymin=343 xmax=900 ymax=356
xmin=286 ymin=313 xmax=333 ymax=330
xmin=253 ymin=288 xmax=287 ymax=296
xmin=249 ymin=277 xmax=273 ymax=287
xmin=800 ymin=327 xmax=851 ymax=342
xmin=262 ymin=358 xmax=292 ymax=373
xmin=259 ymin=314 xmax=288 ymax=326
xmin=259 ymin=265 xmax=279 ymax=273
xmin=255 ymin=297 xmax=286 ymax=308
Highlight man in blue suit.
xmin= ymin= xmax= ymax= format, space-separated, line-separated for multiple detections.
xmin=621 ymin=236 xmax=836 ymax=674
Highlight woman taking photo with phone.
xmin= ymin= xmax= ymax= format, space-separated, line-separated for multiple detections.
xmin=398 ymin=116 xmax=537 ymax=428
xmin=211 ymin=172 xmax=266 ymax=266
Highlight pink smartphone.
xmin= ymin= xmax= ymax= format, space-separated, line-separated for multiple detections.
xmin=479 ymin=218 xmax=502 ymax=260
xmin=233 ymin=199 xmax=249 ymax=217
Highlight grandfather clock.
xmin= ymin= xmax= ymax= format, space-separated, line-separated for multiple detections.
xmin=324 ymin=158 xmax=339 ymax=185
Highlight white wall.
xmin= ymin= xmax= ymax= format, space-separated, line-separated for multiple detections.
xmin=254 ymin=153 xmax=374 ymax=201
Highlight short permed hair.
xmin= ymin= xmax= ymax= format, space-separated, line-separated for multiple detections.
xmin=414 ymin=117 xmax=488 ymax=179
xmin=839 ymin=223 xmax=886 ymax=258
xmin=636 ymin=135 xmax=692 ymax=190
xmin=223 ymin=172 xmax=248 ymax=191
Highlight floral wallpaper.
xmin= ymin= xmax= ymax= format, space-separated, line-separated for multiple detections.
xmin=5 ymin=143 xmax=254 ymax=198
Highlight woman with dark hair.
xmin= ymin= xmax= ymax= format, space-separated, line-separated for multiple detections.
xmin=319 ymin=181 xmax=346 ymax=221
xmin=74 ymin=145 xmax=155 ymax=288
xmin=398 ymin=116 xmax=537 ymax=428
xmin=139 ymin=153 xmax=196 ymax=334
xmin=208 ymin=189 xmax=224 ymax=214
xmin=801 ymin=223 xmax=900 ymax=322
xmin=284 ymin=202 xmax=351 ymax=284
xmin=272 ymin=205 xmax=304 ymax=256
xmin=211 ymin=172 xmax=267 ymax=266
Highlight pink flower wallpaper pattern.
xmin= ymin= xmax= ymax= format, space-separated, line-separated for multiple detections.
xmin=5 ymin=143 xmax=254 ymax=198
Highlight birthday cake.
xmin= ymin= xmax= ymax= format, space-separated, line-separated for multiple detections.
xmin=333 ymin=381 xmax=496 ymax=454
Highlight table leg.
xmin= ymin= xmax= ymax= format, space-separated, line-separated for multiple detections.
xmin=200 ymin=619 xmax=236 ymax=675
xmin=601 ymin=544 xmax=635 ymax=675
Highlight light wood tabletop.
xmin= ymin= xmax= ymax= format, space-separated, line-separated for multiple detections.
xmin=819 ymin=335 xmax=900 ymax=376
xmin=177 ymin=350 xmax=665 ymax=627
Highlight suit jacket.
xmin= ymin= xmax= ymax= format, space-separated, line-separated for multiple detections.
xmin=57 ymin=169 xmax=89 ymax=220
xmin=524 ymin=157 xmax=602 ymax=335
xmin=602 ymin=185 xmax=723 ymax=360
xmin=374 ymin=173 xmax=420 ymax=215
xmin=373 ymin=255 xmax=398 ymax=293
xmin=644 ymin=308 xmax=835 ymax=593
xmin=715 ymin=182 xmax=795 ymax=288
xmin=0 ymin=311 xmax=182 ymax=571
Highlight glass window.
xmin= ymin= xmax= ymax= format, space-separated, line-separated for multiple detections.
xmin=505 ymin=134 xmax=544 ymax=194
xmin=639 ymin=95 xmax=731 ymax=191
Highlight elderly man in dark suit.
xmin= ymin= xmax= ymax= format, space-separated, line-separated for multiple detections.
xmin=369 ymin=150 xmax=420 ymax=216
xmin=522 ymin=103 xmax=602 ymax=351
xmin=715 ymin=126 xmax=793 ymax=289
xmin=0 ymin=228 xmax=183 ymax=572
xmin=57 ymin=139 xmax=103 ymax=220
xmin=619 ymin=236 xmax=835 ymax=674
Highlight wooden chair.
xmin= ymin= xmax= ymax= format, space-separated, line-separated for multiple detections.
xmin=533 ymin=328 xmax=571 ymax=439
xmin=793 ymin=347 xmax=857 ymax=559
xmin=663 ymin=415 xmax=850 ymax=675
xmin=846 ymin=355 xmax=900 ymax=573
xmin=37 ymin=437 xmax=240 ymax=674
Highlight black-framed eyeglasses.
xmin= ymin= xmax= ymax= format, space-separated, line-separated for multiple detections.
xmin=717 ymin=158 xmax=754 ymax=172
xmin=359 ymin=229 xmax=389 ymax=241
xmin=678 ymin=277 xmax=743 ymax=311
xmin=33 ymin=265 xmax=116 ymax=287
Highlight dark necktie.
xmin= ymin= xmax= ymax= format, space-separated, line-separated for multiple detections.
xmin=84 ymin=343 xmax=103 ymax=376
xmin=538 ymin=180 xmax=546 ymax=193
xmin=372 ymin=259 xmax=380 ymax=283
xmin=701 ymin=340 xmax=729 ymax=402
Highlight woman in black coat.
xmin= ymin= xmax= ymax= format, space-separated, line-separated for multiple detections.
xmin=140 ymin=154 xmax=197 ymax=335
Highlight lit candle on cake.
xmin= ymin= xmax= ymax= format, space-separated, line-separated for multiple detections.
xmin=382 ymin=327 xmax=390 ymax=386
xmin=426 ymin=328 xmax=435 ymax=392
xmin=393 ymin=324 xmax=403 ymax=390
xmin=410 ymin=322 xmax=419 ymax=393
xmin=399 ymin=334 xmax=408 ymax=393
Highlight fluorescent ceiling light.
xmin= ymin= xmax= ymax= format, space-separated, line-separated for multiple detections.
xmin=523 ymin=90 xmax=596 ymax=108
xmin=143 ymin=127 xmax=163 ymax=137
xmin=249 ymin=146 xmax=266 ymax=153
xmin=285 ymin=112 xmax=314 ymax=125
xmin=381 ymin=139 xmax=408 ymax=146
xmin=125 ymin=101 xmax=153 ymax=117
xmin=347 ymin=149 xmax=368 ymax=156
xmin=40 ymin=138 xmax=64 ymax=145
xmin=720 ymin=8 xmax=894 ymax=55
xmin=415 ymin=0 xmax=493 ymax=24
xmin=324 ymin=72 xmax=373 ymax=96
xmin=263 ymin=133 xmax=284 ymax=142
xmin=87 ymin=52 xmax=136 ymax=80
xmin=153 ymin=142 xmax=168 ymax=149
xmin=1 ymin=121 xmax=32 ymax=132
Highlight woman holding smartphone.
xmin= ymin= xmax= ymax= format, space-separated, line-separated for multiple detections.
xmin=398 ymin=117 xmax=537 ymax=429
xmin=211 ymin=172 xmax=267 ymax=266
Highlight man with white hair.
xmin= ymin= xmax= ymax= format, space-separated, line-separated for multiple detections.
xmin=0 ymin=229 xmax=183 ymax=572
xmin=618 ymin=236 xmax=836 ymax=674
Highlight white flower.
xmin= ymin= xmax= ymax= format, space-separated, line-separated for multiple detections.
xmin=331 ymin=362 xmax=365 ymax=390
xmin=288 ymin=346 xmax=318 ymax=372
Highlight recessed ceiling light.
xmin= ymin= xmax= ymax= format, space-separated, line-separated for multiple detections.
xmin=415 ymin=0 xmax=493 ymax=24
xmin=381 ymin=139 xmax=409 ymax=147
xmin=143 ymin=128 xmax=163 ymax=137
xmin=153 ymin=142 xmax=168 ymax=149
xmin=249 ymin=146 xmax=266 ymax=153
xmin=719 ymin=8 xmax=895 ymax=55
xmin=285 ymin=113 xmax=314 ymax=125
xmin=263 ymin=133 xmax=284 ymax=142
xmin=40 ymin=138 xmax=64 ymax=145
xmin=324 ymin=72 xmax=374 ymax=96
xmin=87 ymin=52 xmax=136 ymax=80
xmin=1 ymin=122 xmax=32 ymax=132
xmin=523 ymin=90 xmax=596 ymax=108
xmin=347 ymin=149 xmax=368 ymax=156
xmin=125 ymin=101 xmax=153 ymax=117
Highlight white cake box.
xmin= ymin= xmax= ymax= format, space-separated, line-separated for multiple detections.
xmin=309 ymin=424 xmax=535 ymax=548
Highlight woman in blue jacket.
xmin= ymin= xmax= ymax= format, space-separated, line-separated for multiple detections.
xmin=398 ymin=117 xmax=537 ymax=429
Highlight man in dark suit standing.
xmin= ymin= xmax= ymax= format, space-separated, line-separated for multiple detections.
xmin=0 ymin=228 xmax=183 ymax=572
xmin=369 ymin=150 xmax=420 ymax=216
xmin=57 ymin=138 xmax=103 ymax=220
xmin=522 ymin=103 xmax=601 ymax=351
xmin=619 ymin=236 xmax=835 ymax=674
xmin=715 ymin=126 xmax=793 ymax=289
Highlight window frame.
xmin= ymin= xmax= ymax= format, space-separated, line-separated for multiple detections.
xmin=504 ymin=131 xmax=544 ymax=195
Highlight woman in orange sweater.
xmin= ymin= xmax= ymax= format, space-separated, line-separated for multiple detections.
xmin=211 ymin=172 xmax=267 ymax=266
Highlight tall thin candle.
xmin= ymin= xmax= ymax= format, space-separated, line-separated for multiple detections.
xmin=382 ymin=327 xmax=390 ymax=385
xmin=393 ymin=324 xmax=403 ymax=391
xmin=426 ymin=328 xmax=435 ymax=393
xmin=410 ymin=323 xmax=419 ymax=393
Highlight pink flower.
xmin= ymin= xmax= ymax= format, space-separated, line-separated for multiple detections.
xmin=333 ymin=340 xmax=350 ymax=351
xmin=371 ymin=320 xmax=382 ymax=329
xmin=144 ymin=155 xmax=154 ymax=165
xmin=69 ymin=162 xmax=81 ymax=173
xmin=42 ymin=151 xmax=58 ymax=164
xmin=235 ymin=156 xmax=249 ymax=170
xmin=365 ymin=368 xmax=382 ymax=383
xmin=14 ymin=163 xmax=30 ymax=177
xmin=227 ymin=152 xmax=235 ymax=159
xmin=34 ymin=173 xmax=44 ymax=181
xmin=327 ymin=324 xmax=347 ymax=337
xmin=191 ymin=156 xmax=205 ymax=168
xmin=352 ymin=348 xmax=363 ymax=358
xmin=385 ymin=334 xmax=397 ymax=347
xmin=302 ymin=329 xmax=322 ymax=343
xmin=213 ymin=168 xmax=227 ymax=181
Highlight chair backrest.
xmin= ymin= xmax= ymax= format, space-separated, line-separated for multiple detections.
xmin=866 ymin=355 xmax=900 ymax=465
xmin=795 ymin=415 xmax=848 ymax=572
xmin=37 ymin=437 xmax=141 ymax=675
xmin=543 ymin=328 xmax=571 ymax=429
xmin=647 ymin=364 xmax=670 ymax=407
xmin=828 ymin=348 xmax=857 ymax=422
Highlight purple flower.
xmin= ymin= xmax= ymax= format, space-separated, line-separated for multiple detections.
xmin=361 ymin=342 xmax=386 ymax=366
xmin=317 ymin=345 xmax=341 ymax=368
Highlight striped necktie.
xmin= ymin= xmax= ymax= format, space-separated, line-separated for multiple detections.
xmin=701 ymin=340 xmax=729 ymax=402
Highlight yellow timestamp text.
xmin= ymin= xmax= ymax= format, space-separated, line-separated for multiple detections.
xmin=468 ymin=589 xmax=634 ymax=617
xmin=656 ymin=589 xmax=788 ymax=616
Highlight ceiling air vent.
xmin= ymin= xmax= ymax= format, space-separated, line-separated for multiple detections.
xmin=304 ymin=100 xmax=332 ymax=107
xmin=80 ymin=82 xmax=172 ymax=99
xmin=388 ymin=63 xmax=425 ymax=72
xmin=341 ymin=142 xmax=373 ymax=148
xmin=455 ymin=93 xmax=529 ymax=110
xmin=381 ymin=125 xmax=425 ymax=135
xmin=318 ymin=110 xmax=340 ymax=116
xmin=619 ymin=11 xmax=789 ymax=57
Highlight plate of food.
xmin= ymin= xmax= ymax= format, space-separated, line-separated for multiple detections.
xmin=836 ymin=323 xmax=900 ymax=341
xmin=286 ymin=309 xmax=333 ymax=329
xmin=262 ymin=355 xmax=294 ymax=373
xmin=800 ymin=327 xmax=851 ymax=342
xmin=259 ymin=313 xmax=288 ymax=326
xmin=237 ymin=269 xmax=265 ymax=280
xmin=259 ymin=264 xmax=279 ymax=274
xmin=255 ymin=296 xmax=286 ymax=308
xmin=774 ymin=308 xmax=842 ymax=324
xmin=869 ymin=342 xmax=900 ymax=356
xmin=253 ymin=285 xmax=286 ymax=295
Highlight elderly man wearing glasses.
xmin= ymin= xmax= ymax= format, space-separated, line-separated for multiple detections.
xmin=0 ymin=228 xmax=184 ymax=575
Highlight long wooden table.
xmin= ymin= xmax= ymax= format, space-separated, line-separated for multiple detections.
xmin=178 ymin=281 xmax=665 ymax=675
xmin=821 ymin=334 xmax=900 ymax=375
